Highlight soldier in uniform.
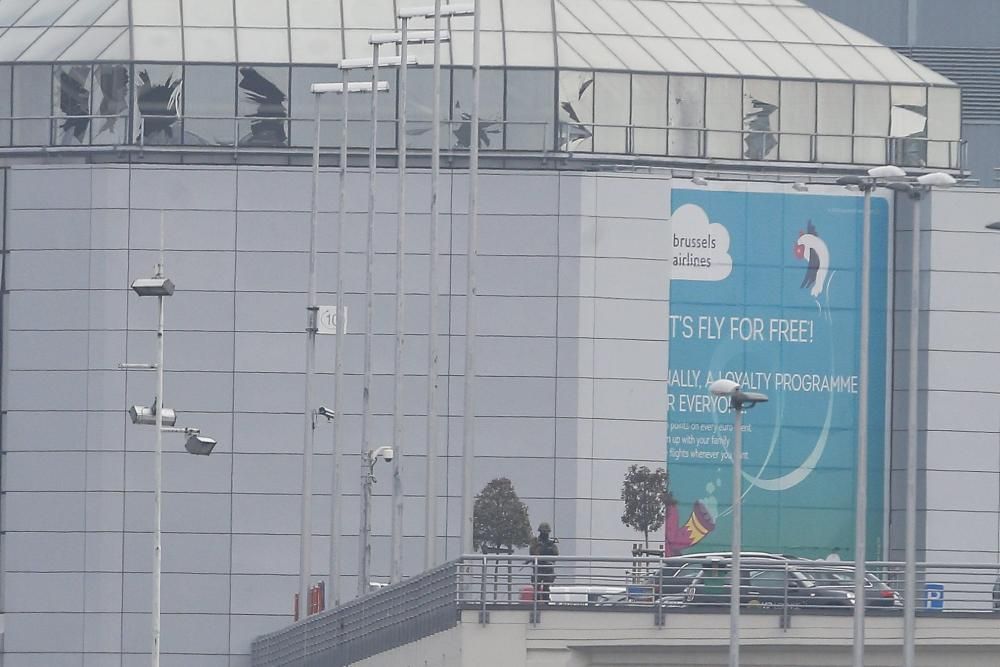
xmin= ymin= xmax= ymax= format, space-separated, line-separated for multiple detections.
xmin=529 ymin=522 xmax=559 ymax=600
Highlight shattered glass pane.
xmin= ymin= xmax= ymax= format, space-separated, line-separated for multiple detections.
xmin=890 ymin=85 xmax=927 ymax=167
xmin=451 ymin=67 xmax=504 ymax=151
xmin=133 ymin=64 xmax=182 ymax=145
xmin=558 ymin=70 xmax=594 ymax=152
xmin=238 ymin=66 xmax=289 ymax=147
xmin=91 ymin=62 xmax=128 ymax=144
xmin=53 ymin=63 xmax=91 ymax=145
xmin=743 ymin=79 xmax=779 ymax=161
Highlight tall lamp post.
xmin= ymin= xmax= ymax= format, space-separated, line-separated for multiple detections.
xmin=883 ymin=171 xmax=956 ymax=667
xmin=124 ymin=230 xmax=216 ymax=667
xmin=359 ymin=445 xmax=395 ymax=594
xmin=708 ymin=378 xmax=768 ymax=667
xmin=835 ymin=164 xmax=906 ymax=667
xmin=300 ymin=80 xmax=389 ymax=616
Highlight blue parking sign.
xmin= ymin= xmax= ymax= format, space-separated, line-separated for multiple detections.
xmin=925 ymin=583 xmax=945 ymax=610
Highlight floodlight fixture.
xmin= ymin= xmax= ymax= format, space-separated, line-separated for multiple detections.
xmin=128 ymin=404 xmax=177 ymax=427
xmin=131 ymin=277 xmax=174 ymax=297
xmin=398 ymin=4 xmax=475 ymax=18
xmin=708 ymin=379 xmax=768 ymax=409
xmin=691 ymin=176 xmax=708 ymax=186
xmin=836 ymin=175 xmax=866 ymax=187
xmin=986 ymin=222 xmax=1000 ymax=231
xmin=792 ymin=182 xmax=809 ymax=192
xmin=185 ymin=434 xmax=217 ymax=456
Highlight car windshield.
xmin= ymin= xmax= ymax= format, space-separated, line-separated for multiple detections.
xmin=809 ymin=569 xmax=871 ymax=587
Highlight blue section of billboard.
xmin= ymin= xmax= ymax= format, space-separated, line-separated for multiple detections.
xmin=665 ymin=186 xmax=889 ymax=559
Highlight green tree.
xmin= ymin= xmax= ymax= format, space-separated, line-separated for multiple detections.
xmin=620 ymin=465 xmax=675 ymax=548
xmin=473 ymin=478 xmax=532 ymax=554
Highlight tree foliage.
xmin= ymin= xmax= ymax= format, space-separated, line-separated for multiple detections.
xmin=473 ymin=477 xmax=532 ymax=554
xmin=620 ymin=465 xmax=675 ymax=548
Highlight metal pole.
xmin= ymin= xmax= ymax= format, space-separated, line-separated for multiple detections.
xmin=360 ymin=453 xmax=373 ymax=596
xmin=298 ymin=90 xmax=322 ymax=621
xmin=358 ymin=42 xmax=381 ymax=598
xmin=729 ymin=402 xmax=742 ymax=667
xmin=853 ymin=186 xmax=871 ymax=667
xmin=151 ymin=213 xmax=165 ymax=667
xmin=904 ymin=192 xmax=922 ymax=667
xmin=329 ymin=71 xmax=351 ymax=608
xmin=460 ymin=0 xmax=481 ymax=556
xmin=391 ymin=21 xmax=410 ymax=584
xmin=424 ymin=0 xmax=443 ymax=569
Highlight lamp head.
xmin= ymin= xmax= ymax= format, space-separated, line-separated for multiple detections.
xmin=792 ymin=182 xmax=809 ymax=192
xmin=131 ymin=277 xmax=174 ymax=297
xmin=709 ymin=379 xmax=739 ymax=397
xmin=986 ymin=222 xmax=1000 ymax=231
xmin=867 ymin=165 xmax=907 ymax=180
xmin=835 ymin=175 xmax=865 ymax=187
xmin=691 ymin=176 xmax=708 ymax=187
xmin=185 ymin=434 xmax=217 ymax=456
xmin=916 ymin=172 xmax=956 ymax=188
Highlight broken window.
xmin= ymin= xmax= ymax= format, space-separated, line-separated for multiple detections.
xmin=134 ymin=64 xmax=182 ymax=145
xmin=54 ymin=64 xmax=92 ymax=146
xmin=238 ymin=66 xmax=289 ymax=147
xmin=92 ymin=63 xmax=129 ymax=145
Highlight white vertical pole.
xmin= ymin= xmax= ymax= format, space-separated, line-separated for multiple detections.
xmin=853 ymin=186 xmax=872 ymax=667
xmin=391 ymin=21 xmax=410 ymax=584
xmin=151 ymin=213 xmax=165 ymax=667
xmin=424 ymin=0 xmax=443 ymax=569
xmin=359 ymin=42 xmax=381 ymax=597
xmin=904 ymin=193 xmax=922 ymax=667
xmin=329 ymin=72 xmax=350 ymax=608
xmin=298 ymin=91 xmax=322 ymax=622
xmin=460 ymin=0 xmax=481 ymax=555
xmin=729 ymin=402 xmax=742 ymax=667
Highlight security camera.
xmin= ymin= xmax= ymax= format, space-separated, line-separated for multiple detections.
xmin=316 ymin=406 xmax=335 ymax=422
xmin=381 ymin=447 xmax=394 ymax=462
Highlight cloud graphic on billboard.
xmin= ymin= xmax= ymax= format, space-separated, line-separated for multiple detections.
xmin=671 ymin=204 xmax=732 ymax=281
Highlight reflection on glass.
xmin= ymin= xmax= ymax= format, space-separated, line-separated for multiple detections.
xmin=705 ymin=77 xmax=740 ymax=159
xmin=558 ymin=70 xmax=593 ymax=152
xmin=890 ymin=86 xmax=927 ymax=167
xmin=506 ymin=69 xmax=554 ymax=151
xmin=668 ymin=75 xmax=704 ymax=157
xmin=403 ymin=67 xmax=450 ymax=151
xmin=54 ymin=64 xmax=91 ymax=145
xmin=186 ymin=66 xmax=236 ymax=146
xmin=451 ymin=68 xmax=504 ymax=150
xmin=238 ymin=66 xmax=288 ymax=147
xmin=816 ymin=82 xmax=852 ymax=163
xmin=779 ymin=80 xmax=815 ymax=162
xmin=0 ymin=66 xmax=11 ymax=146
xmin=135 ymin=65 xmax=182 ymax=145
xmin=13 ymin=64 xmax=51 ymax=146
xmin=593 ymin=72 xmax=629 ymax=154
xmin=631 ymin=74 xmax=667 ymax=156
xmin=743 ymin=79 xmax=778 ymax=160
xmin=290 ymin=66 xmax=342 ymax=148
xmin=92 ymin=64 xmax=128 ymax=145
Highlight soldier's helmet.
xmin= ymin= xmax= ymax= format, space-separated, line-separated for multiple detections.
xmin=538 ymin=522 xmax=551 ymax=533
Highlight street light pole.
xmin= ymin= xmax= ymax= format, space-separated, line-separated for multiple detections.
xmin=151 ymin=218 xmax=166 ymax=667
xmin=391 ymin=16 xmax=410 ymax=586
xmin=708 ymin=379 xmax=768 ymax=667
xmin=425 ymin=0 xmax=444 ymax=570
xmin=460 ymin=0 xmax=481 ymax=557
xmin=887 ymin=171 xmax=956 ymax=667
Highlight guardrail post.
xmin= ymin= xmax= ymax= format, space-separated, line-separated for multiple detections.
xmin=530 ymin=556 xmax=540 ymax=625
xmin=479 ymin=556 xmax=489 ymax=624
xmin=781 ymin=562 xmax=791 ymax=629
xmin=654 ymin=560 xmax=665 ymax=627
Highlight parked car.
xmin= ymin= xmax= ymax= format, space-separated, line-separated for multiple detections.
xmin=805 ymin=566 xmax=901 ymax=608
xmin=632 ymin=552 xmax=792 ymax=601
xmin=548 ymin=585 xmax=626 ymax=605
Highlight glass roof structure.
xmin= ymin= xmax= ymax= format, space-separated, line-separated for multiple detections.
xmin=0 ymin=0 xmax=955 ymax=85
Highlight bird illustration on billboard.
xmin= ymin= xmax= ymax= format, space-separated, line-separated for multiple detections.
xmin=794 ymin=221 xmax=830 ymax=298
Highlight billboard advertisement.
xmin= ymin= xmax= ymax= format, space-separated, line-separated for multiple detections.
xmin=665 ymin=183 xmax=890 ymax=559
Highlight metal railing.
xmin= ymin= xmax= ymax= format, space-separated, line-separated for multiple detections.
xmin=1 ymin=112 xmax=966 ymax=171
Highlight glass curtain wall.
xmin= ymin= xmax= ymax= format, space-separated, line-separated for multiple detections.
xmin=0 ymin=61 xmax=962 ymax=169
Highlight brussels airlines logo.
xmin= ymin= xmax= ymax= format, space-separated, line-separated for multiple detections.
xmin=671 ymin=204 xmax=733 ymax=282
xmin=794 ymin=221 xmax=830 ymax=298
